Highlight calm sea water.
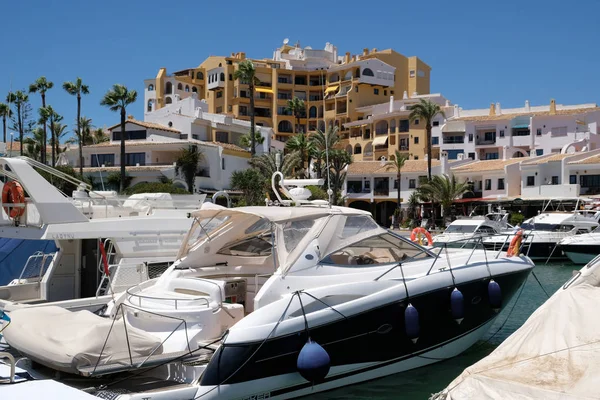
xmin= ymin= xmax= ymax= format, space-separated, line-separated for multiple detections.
xmin=312 ymin=261 xmax=577 ymax=400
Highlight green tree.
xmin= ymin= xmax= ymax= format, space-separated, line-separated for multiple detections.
xmin=6 ymin=90 xmax=29 ymax=155
xmin=100 ymin=84 xmax=137 ymax=192
xmin=239 ymin=130 xmax=265 ymax=152
xmin=40 ymin=106 xmax=63 ymax=165
xmin=417 ymin=174 xmax=471 ymax=222
xmin=29 ymin=77 xmax=54 ymax=163
xmin=230 ymin=168 xmax=266 ymax=206
xmin=386 ymin=150 xmax=409 ymax=228
xmin=286 ymin=133 xmax=313 ymax=177
xmin=249 ymin=150 xmax=301 ymax=179
xmin=107 ymin=171 xmax=133 ymax=192
xmin=409 ymin=99 xmax=445 ymax=181
xmin=175 ymin=146 xmax=203 ymax=193
xmin=309 ymin=126 xmax=340 ymax=178
xmin=327 ymin=149 xmax=352 ymax=205
xmin=51 ymin=122 xmax=69 ymax=154
xmin=63 ymin=78 xmax=89 ymax=175
xmin=286 ymin=96 xmax=306 ymax=134
xmin=23 ymin=127 xmax=44 ymax=160
xmin=407 ymin=191 xmax=421 ymax=222
xmin=124 ymin=182 xmax=189 ymax=195
xmin=233 ymin=60 xmax=259 ymax=156
xmin=0 ymin=102 xmax=11 ymax=143
xmin=92 ymin=128 xmax=110 ymax=144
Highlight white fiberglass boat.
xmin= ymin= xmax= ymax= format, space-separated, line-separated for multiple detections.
xmin=559 ymin=227 xmax=600 ymax=264
xmin=433 ymin=211 xmax=512 ymax=249
xmin=0 ymin=174 xmax=535 ymax=400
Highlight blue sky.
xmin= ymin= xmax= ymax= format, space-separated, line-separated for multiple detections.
xmin=1 ymin=0 xmax=599 ymax=140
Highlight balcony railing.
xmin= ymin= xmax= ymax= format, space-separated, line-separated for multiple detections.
xmin=443 ymin=137 xmax=465 ymax=144
xmin=476 ymin=140 xmax=496 ymax=145
xmin=375 ymin=128 xmax=388 ymax=135
xmin=399 ymin=145 xmax=409 ymax=151
xmin=256 ymin=81 xmax=272 ymax=88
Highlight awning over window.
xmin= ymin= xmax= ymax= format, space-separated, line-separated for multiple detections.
xmin=325 ymin=85 xmax=339 ymax=93
xmin=512 ymin=124 xmax=530 ymax=129
xmin=441 ymin=120 xmax=466 ymax=133
xmin=255 ymin=87 xmax=274 ymax=94
xmin=373 ymin=136 xmax=389 ymax=146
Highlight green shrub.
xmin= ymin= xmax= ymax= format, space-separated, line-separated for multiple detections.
xmin=306 ymin=185 xmax=328 ymax=201
xmin=509 ymin=213 xmax=525 ymax=226
xmin=124 ymin=182 xmax=189 ymax=195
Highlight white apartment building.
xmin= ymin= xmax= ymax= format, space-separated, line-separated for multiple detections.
xmin=435 ymin=100 xmax=600 ymax=161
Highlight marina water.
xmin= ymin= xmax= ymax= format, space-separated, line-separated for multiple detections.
xmin=313 ymin=261 xmax=575 ymax=400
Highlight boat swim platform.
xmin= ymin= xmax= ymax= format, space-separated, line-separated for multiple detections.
xmin=76 ymin=347 xmax=215 ymax=377
xmin=0 ymin=379 xmax=99 ymax=400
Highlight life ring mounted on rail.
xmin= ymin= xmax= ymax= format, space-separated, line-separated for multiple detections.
xmin=2 ymin=181 xmax=26 ymax=220
xmin=410 ymin=227 xmax=433 ymax=246
xmin=506 ymin=229 xmax=524 ymax=257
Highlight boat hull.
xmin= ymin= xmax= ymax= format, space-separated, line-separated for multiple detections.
xmin=197 ymin=268 xmax=531 ymax=399
xmin=560 ymin=244 xmax=600 ymax=265
xmin=483 ymin=241 xmax=565 ymax=260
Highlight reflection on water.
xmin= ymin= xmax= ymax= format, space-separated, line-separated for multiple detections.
xmin=312 ymin=262 xmax=576 ymax=400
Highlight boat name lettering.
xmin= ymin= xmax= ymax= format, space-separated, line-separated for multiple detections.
xmin=51 ymin=233 xmax=75 ymax=239
xmin=242 ymin=392 xmax=271 ymax=400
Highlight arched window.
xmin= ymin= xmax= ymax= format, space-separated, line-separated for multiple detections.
xmin=220 ymin=72 xmax=225 ymax=81
xmin=344 ymin=71 xmax=353 ymax=81
xmin=309 ymin=106 xmax=317 ymax=118
xmin=346 ymin=145 xmax=352 ymax=154
xmin=362 ymin=68 xmax=374 ymax=77
xmin=196 ymin=71 xmax=204 ymax=80
xmin=376 ymin=120 xmax=388 ymax=135
xmin=165 ymin=97 xmax=172 ymax=104
xmin=177 ymin=83 xmax=183 ymax=90
xmin=355 ymin=68 xmax=360 ymax=78
xmin=278 ymin=120 xmax=293 ymax=133
xmin=330 ymin=73 xmax=340 ymax=82
xmin=185 ymin=85 xmax=190 ymax=92
xmin=218 ymin=63 xmax=222 ymax=67
xmin=192 ymin=86 xmax=198 ymax=93
xmin=354 ymin=144 xmax=362 ymax=154
xmin=148 ymin=84 xmax=154 ymax=91
xmin=147 ymin=100 xmax=153 ymax=112
xmin=364 ymin=142 xmax=373 ymax=156
xmin=165 ymin=82 xmax=172 ymax=94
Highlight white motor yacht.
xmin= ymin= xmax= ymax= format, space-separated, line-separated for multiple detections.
xmin=483 ymin=201 xmax=600 ymax=260
xmin=0 ymin=156 xmax=207 ymax=312
xmin=433 ymin=211 xmax=512 ymax=249
xmin=0 ymin=174 xmax=535 ymax=400
xmin=558 ymin=226 xmax=600 ymax=264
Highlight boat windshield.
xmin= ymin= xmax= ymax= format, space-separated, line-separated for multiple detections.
xmin=217 ymin=232 xmax=273 ymax=257
xmin=321 ymin=233 xmax=432 ymax=266
xmin=520 ymin=223 xmax=574 ymax=232
xmin=444 ymin=224 xmax=477 ymax=233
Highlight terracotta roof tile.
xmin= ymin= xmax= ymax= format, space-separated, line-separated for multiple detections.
xmin=107 ymin=119 xmax=181 ymax=133
xmin=348 ymin=160 xmax=440 ymax=175
xmin=451 ymin=107 xmax=600 ymax=122
xmin=522 ymin=153 xmax=573 ymax=165
xmin=84 ymin=140 xmax=249 ymax=153
xmin=452 ymin=158 xmax=523 ymax=173
xmin=569 ymin=154 xmax=600 ymax=165
xmin=82 ymin=165 xmax=172 ymax=172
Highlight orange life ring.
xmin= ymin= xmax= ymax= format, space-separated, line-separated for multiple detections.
xmin=410 ymin=227 xmax=433 ymax=246
xmin=2 ymin=181 xmax=25 ymax=219
xmin=506 ymin=229 xmax=523 ymax=257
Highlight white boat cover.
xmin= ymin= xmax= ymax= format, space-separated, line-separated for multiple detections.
xmin=432 ymin=283 xmax=600 ymax=400
xmin=2 ymin=306 xmax=163 ymax=374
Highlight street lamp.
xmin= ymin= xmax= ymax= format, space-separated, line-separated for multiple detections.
xmin=9 ymin=132 xmax=14 ymax=158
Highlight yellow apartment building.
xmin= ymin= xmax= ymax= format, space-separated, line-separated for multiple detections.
xmin=144 ymin=39 xmax=431 ymax=146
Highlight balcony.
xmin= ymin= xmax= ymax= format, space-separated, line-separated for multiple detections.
xmin=375 ymin=128 xmax=388 ymax=135
xmin=195 ymin=168 xmax=210 ymax=178
xmin=309 ymin=79 xmax=323 ymax=86
xmin=256 ymin=81 xmax=272 ymax=88
xmin=278 ymin=76 xmax=292 ymax=85
xmin=207 ymin=67 xmax=225 ymax=90
xmin=443 ymin=137 xmax=464 ymax=144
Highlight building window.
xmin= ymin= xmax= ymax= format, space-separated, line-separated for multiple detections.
xmin=536 ymin=128 xmax=542 ymax=136
xmin=147 ymin=100 xmax=153 ymax=112
xmin=228 ymin=105 xmax=232 ymax=112
xmin=125 ymin=152 xmax=145 ymax=166
xmin=216 ymin=131 xmax=228 ymax=143
xmin=468 ymin=133 xmax=473 ymax=142
xmin=355 ymin=86 xmax=358 ymax=92
xmin=192 ymin=86 xmax=198 ymax=93
xmin=409 ymin=179 xmax=416 ymax=189
xmin=432 ymin=137 xmax=439 ymax=145
xmin=551 ymin=126 xmax=568 ymax=136
xmin=414 ymin=156 xmax=419 ymax=160
xmin=196 ymin=72 xmax=204 ymax=80
xmin=499 ymin=130 xmax=504 ymax=137
xmin=112 ymin=130 xmax=147 ymax=141
xmin=185 ymin=85 xmax=190 ymax=92
xmin=432 ymin=121 xmax=439 ymax=126
xmin=468 ymin=152 xmax=475 ymax=160
xmin=177 ymin=83 xmax=183 ymax=90
xmin=165 ymin=82 xmax=172 ymax=94
xmin=347 ymin=181 xmax=362 ymax=193
xmin=399 ymin=120 xmax=409 ymax=132
xmin=221 ymin=158 xmax=225 ymax=170
xmin=570 ymin=175 xmax=577 ymax=184
xmin=216 ymin=106 xmax=223 ymax=113
xmin=229 ymin=74 xmax=233 ymax=81
xmin=362 ymin=68 xmax=374 ymax=77
xmin=374 ymin=88 xmax=379 ymax=95
xmin=216 ymin=91 xmax=223 ymax=98
xmin=220 ymin=72 xmax=225 ymax=81
xmin=497 ymin=178 xmax=505 ymax=190
xmin=239 ymin=105 xmax=248 ymax=116
xmin=526 ymin=176 xmax=535 ymax=186
xmin=383 ymin=90 xmax=387 ymax=96
xmin=227 ymin=60 xmax=233 ymax=65
xmin=165 ymin=97 xmax=172 ymax=104
xmin=364 ymin=180 xmax=371 ymax=191
xmin=393 ymin=179 xmax=399 ymax=189
xmin=414 ymin=119 xmax=419 ymax=125
xmin=484 ymin=179 xmax=491 ymax=190
xmin=551 ymin=176 xmax=559 ymax=185
xmin=354 ymin=144 xmax=362 ymax=154
xmin=485 ymin=152 xmax=499 ymax=160
xmin=536 ymin=149 xmax=543 ymax=156
xmin=409 ymin=70 xmax=415 ymax=78
xmin=414 ymin=136 xmax=419 ymax=144
xmin=147 ymin=84 xmax=154 ymax=91
xmin=91 ymin=154 xmax=115 ymax=167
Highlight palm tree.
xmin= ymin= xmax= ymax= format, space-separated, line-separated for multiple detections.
xmin=175 ymin=146 xmax=203 ymax=193
xmin=385 ymin=150 xmax=409 ymax=228
xmin=51 ymin=122 xmax=68 ymax=154
xmin=328 ymin=149 xmax=352 ymax=205
xmin=40 ymin=106 xmax=62 ymax=166
xmin=29 ymin=77 xmax=54 ymax=163
xmin=409 ymin=99 xmax=445 ymax=181
xmin=0 ymin=102 xmax=11 ymax=143
xmin=230 ymin=169 xmax=266 ymax=206
xmin=233 ymin=60 xmax=259 ymax=156
xmin=100 ymin=84 xmax=137 ymax=192
xmin=77 ymin=116 xmax=93 ymax=145
xmin=309 ymin=126 xmax=340 ymax=178
xmin=63 ymin=78 xmax=90 ymax=175
xmin=407 ymin=191 xmax=421 ymax=224
xmin=417 ymin=174 xmax=471 ymax=223
xmin=92 ymin=128 xmax=110 ymax=144
xmin=6 ymin=91 xmax=28 ymax=155
xmin=23 ymin=127 xmax=44 ymax=161
xmin=239 ymin=130 xmax=265 ymax=152
xmin=286 ymin=97 xmax=306 ymax=134
xmin=286 ymin=133 xmax=313 ymax=177
xmin=249 ymin=150 xmax=301 ymax=179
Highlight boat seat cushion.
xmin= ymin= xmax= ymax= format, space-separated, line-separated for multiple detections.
xmin=3 ymin=306 xmax=163 ymax=375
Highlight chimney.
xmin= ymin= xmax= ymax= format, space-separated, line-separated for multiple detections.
xmin=127 ymin=114 xmax=134 ymax=120
xmin=550 ymin=98 xmax=556 ymax=115
xmin=389 ymin=96 xmax=394 ymax=113
xmin=502 ymin=146 xmax=508 ymax=161
xmin=525 ymin=100 xmax=530 ymax=111
xmin=496 ymin=102 xmax=501 ymax=114
xmin=441 ymin=151 xmax=448 ymax=175
xmin=345 ymin=52 xmax=350 ymax=63
xmin=363 ymin=48 xmax=369 ymax=56
xmin=445 ymin=99 xmax=450 ymax=107
xmin=403 ymin=90 xmax=408 ymax=100
xmin=372 ymin=48 xmax=378 ymax=53
xmin=489 ymin=103 xmax=496 ymax=116
xmin=454 ymin=104 xmax=460 ymax=117
xmin=412 ymin=91 xmax=418 ymax=97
